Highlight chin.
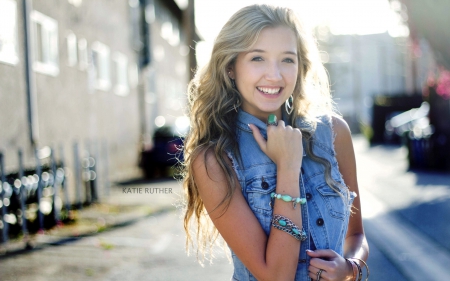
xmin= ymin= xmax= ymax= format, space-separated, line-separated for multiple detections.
xmin=258 ymin=105 xmax=282 ymax=114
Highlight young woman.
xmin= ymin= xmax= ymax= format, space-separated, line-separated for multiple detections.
xmin=182 ymin=4 xmax=369 ymax=281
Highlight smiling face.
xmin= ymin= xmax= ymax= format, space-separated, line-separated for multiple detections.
xmin=229 ymin=25 xmax=299 ymax=122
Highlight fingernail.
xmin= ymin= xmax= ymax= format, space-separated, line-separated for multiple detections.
xmin=306 ymin=249 xmax=313 ymax=252
xmin=248 ymin=124 xmax=252 ymax=129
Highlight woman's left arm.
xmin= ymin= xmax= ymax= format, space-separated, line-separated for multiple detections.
xmin=332 ymin=116 xmax=369 ymax=261
xmin=307 ymin=116 xmax=369 ymax=281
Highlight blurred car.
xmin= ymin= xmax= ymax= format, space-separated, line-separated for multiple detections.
xmin=139 ymin=123 xmax=188 ymax=179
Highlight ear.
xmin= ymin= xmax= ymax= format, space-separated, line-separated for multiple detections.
xmin=227 ymin=67 xmax=235 ymax=79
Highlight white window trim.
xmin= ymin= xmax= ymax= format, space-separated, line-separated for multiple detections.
xmin=78 ymin=38 xmax=88 ymax=70
xmin=0 ymin=0 xmax=19 ymax=65
xmin=66 ymin=31 xmax=77 ymax=67
xmin=30 ymin=10 xmax=59 ymax=76
xmin=91 ymin=41 xmax=111 ymax=91
xmin=113 ymin=52 xmax=129 ymax=96
xmin=68 ymin=0 xmax=82 ymax=7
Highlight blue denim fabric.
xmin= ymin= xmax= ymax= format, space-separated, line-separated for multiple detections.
xmin=227 ymin=110 xmax=356 ymax=281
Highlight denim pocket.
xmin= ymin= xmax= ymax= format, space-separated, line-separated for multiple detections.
xmin=316 ymin=183 xmax=346 ymax=220
xmin=246 ymin=174 xmax=276 ymax=213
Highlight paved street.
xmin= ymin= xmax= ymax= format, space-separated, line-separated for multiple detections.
xmin=0 ymin=209 xmax=233 ymax=281
xmin=0 ymin=135 xmax=449 ymax=280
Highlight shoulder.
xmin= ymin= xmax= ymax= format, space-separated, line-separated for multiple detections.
xmin=192 ymin=147 xmax=220 ymax=179
xmin=330 ymin=115 xmax=354 ymax=161
xmin=331 ymin=115 xmax=352 ymax=144
xmin=331 ymin=115 xmax=351 ymax=136
xmin=192 ymin=146 xmax=235 ymax=187
xmin=309 ymin=114 xmax=351 ymax=140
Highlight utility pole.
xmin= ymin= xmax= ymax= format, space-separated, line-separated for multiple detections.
xmin=184 ymin=0 xmax=197 ymax=80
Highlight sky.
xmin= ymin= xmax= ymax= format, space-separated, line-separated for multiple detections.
xmin=194 ymin=0 xmax=408 ymax=66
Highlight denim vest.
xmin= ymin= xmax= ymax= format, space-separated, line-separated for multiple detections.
xmin=227 ymin=110 xmax=356 ymax=281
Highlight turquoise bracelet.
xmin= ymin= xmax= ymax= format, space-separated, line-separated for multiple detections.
xmin=272 ymin=214 xmax=307 ymax=241
xmin=270 ymin=192 xmax=307 ymax=209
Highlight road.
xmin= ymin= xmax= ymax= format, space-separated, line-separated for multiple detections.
xmin=0 ymin=209 xmax=233 ymax=281
xmin=0 ymin=136 xmax=449 ymax=280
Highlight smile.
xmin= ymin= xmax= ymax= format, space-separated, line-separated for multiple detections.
xmin=256 ymin=87 xmax=282 ymax=95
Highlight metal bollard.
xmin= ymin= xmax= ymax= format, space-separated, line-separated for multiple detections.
xmin=0 ymin=152 xmax=9 ymax=243
xmin=59 ymin=145 xmax=70 ymax=213
xmin=50 ymin=147 xmax=61 ymax=225
xmin=88 ymin=156 xmax=98 ymax=203
xmin=73 ymin=143 xmax=82 ymax=209
xmin=34 ymin=149 xmax=44 ymax=232
xmin=102 ymin=139 xmax=110 ymax=197
xmin=18 ymin=150 xmax=29 ymax=238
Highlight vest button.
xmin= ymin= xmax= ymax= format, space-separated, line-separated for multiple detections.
xmin=316 ymin=218 xmax=324 ymax=226
xmin=306 ymin=193 xmax=312 ymax=200
xmin=301 ymin=167 xmax=305 ymax=174
xmin=298 ymin=259 xmax=306 ymax=263
xmin=261 ymin=181 xmax=269 ymax=190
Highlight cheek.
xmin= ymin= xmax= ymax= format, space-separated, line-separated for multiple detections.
xmin=285 ymin=70 xmax=298 ymax=86
xmin=238 ymin=68 xmax=261 ymax=86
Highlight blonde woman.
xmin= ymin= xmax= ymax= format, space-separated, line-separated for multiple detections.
xmin=183 ymin=4 xmax=369 ymax=281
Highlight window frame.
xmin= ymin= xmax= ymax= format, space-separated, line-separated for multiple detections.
xmin=30 ymin=10 xmax=59 ymax=76
xmin=0 ymin=0 xmax=19 ymax=65
xmin=91 ymin=41 xmax=111 ymax=91
xmin=113 ymin=52 xmax=129 ymax=96
xmin=66 ymin=31 xmax=77 ymax=67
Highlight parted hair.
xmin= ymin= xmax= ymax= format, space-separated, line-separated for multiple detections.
xmin=182 ymin=4 xmax=341 ymax=263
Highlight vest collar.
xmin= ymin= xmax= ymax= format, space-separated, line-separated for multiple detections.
xmin=236 ymin=108 xmax=292 ymax=134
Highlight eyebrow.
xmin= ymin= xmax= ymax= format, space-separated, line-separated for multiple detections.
xmin=247 ymin=49 xmax=297 ymax=56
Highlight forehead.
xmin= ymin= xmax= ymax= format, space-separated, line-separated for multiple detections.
xmin=251 ymin=26 xmax=297 ymax=52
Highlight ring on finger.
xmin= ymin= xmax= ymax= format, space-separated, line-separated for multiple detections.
xmin=316 ymin=269 xmax=324 ymax=281
xmin=267 ymin=114 xmax=278 ymax=126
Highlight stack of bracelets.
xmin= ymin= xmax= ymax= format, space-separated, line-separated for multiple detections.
xmin=270 ymin=192 xmax=307 ymax=241
xmin=345 ymin=257 xmax=370 ymax=281
xmin=271 ymin=193 xmax=369 ymax=280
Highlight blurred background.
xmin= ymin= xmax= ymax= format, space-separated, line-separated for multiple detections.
xmin=0 ymin=0 xmax=449 ymax=280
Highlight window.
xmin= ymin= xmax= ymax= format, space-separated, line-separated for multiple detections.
xmin=66 ymin=32 xmax=77 ymax=67
xmin=113 ymin=52 xmax=129 ymax=96
xmin=160 ymin=18 xmax=180 ymax=46
xmin=91 ymin=41 xmax=110 ymax=91
xmin=68 ymin=0 xmax=82 ymax=7
xmin=78 ymin=38 xmax=88 ymax=70
xmin=0 ymin=0 xmax=19 ymax=65
xmin=31 ymin=11 xmax=59 ymax=76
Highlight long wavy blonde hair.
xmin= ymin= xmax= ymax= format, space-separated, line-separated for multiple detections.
xmin=182 ymin=4 xmax=340 ymax=262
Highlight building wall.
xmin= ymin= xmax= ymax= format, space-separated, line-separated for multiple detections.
xmin=0 ymin=0 xmax=193 ymax=203
xmin=0 ymin=0 xmax=29 ymax=169
xmin=323 ymin=33 xmax=409 ymax=129
xmin=142 ymin=0 xmax=189 ymax=143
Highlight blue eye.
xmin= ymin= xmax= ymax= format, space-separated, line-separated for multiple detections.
xmin=251 ymin=56 xmax=263 ymax=61
xmin=283 ymin=58 xmax=295 ymax=63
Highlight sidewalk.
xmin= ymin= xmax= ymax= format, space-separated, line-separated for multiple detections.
xmin=0 ymin=179 xmax=182 ymax=256
xmin=353 ymin=135 xmax=450 ymax=281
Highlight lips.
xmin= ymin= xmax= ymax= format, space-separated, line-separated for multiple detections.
xmin=256 ymin=87 xmax=282 ymax=95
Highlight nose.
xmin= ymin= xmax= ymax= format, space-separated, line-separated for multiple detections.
xmin=265 ymin=62 xmax=282 ymax=81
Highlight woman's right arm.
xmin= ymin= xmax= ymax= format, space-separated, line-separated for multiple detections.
xmin=193 ymin=121 xmax=303 ymax=281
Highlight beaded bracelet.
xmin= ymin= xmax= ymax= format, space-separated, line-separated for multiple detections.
xmin=270 ymin=192 xmax=307 ymax=209
xmin=271 ymin=214 xmax=307 ymax=241
xmin=349 ymin=258 xmax=369 ymax=281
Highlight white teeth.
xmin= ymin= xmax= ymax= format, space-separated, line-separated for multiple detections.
xmin=257 ymin=87 xmax=281 ymax=94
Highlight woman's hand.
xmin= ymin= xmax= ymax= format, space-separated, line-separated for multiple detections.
xmin=249 ymin=120 xmax=303 ymax=171
xmin=307 ymin=249 xmax=354 ymax=281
